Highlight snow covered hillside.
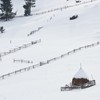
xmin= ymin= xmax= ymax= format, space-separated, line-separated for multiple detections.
xmin=0 ymin=0 xmax=100 ymax=100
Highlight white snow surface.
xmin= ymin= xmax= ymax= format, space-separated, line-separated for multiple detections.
xmin=74 ymin=67 xmax=89 ymax=79
xmin=0 ymin=0 xmax=100 ymax=100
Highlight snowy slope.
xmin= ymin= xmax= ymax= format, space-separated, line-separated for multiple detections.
xmin=36 ymin=0 xmax=66 ymax=10
xmin=0 ymin=0 xmax=100 ymax=100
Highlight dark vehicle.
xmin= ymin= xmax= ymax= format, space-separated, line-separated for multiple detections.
xmin=70 ymin=15 xmax=78 ymax=20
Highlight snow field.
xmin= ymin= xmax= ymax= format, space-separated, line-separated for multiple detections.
xmin=0 ymin=0 xmax=100 ymax=100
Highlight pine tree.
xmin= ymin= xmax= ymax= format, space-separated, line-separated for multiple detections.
xmin=0 ymin=0 xmax=15 ymax=21
xmin=23 ymin=0 xmax=36 ymax=16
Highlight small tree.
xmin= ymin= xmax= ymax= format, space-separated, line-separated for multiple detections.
xmin=0 ymin=26 xmax=5 ymax=33
xmin=23 ymin=0 xmax=35 ymax=16
xmin=0 ymin=0 xmax=15 ymax=21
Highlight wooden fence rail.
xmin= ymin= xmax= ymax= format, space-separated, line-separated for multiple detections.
xmin=13 ymin=59 xmax=33 ymax=64
xmin=0 ymin=41 xmax=100 ymax=80
xmin=0 ymin=39 xmax=41 ymax=58
xmin=27 ymin=26 xmax=43 ymax=36
xmin=33 ymin=0 xmax=98 ymax=16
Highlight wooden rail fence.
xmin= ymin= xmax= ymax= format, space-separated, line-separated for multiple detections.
xmin=0 ymin=39 xmax=41 ymax=58
xmin=27 ymin=27 xmax=43 ymax=36
xmin=0 ymin=41 xmax=100 ymax=80
xmin=33 ymin=0 xmax=98 ymax=16
xmin=13 ymin=59 xmax=33 ymax=64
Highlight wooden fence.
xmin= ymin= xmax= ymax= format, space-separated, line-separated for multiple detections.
xmin=0 ymin=41 xmax=100 ymax=80
xmin=0 ymin=39 xmax=41 ymax=58
xmin=27 ymin=26 xmax=43 ymax=36
xmin=13 ymin=59 xmax=33 ymax=64
xmin=33 ymin=0 xmax=98 ymax=16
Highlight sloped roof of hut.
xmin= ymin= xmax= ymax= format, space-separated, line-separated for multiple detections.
xmin=74 ymin=67 xmax=89 ymax=79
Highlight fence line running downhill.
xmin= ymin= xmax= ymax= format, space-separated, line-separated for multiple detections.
xmin=33 ymin=0 xmax=98 ymax=16
xmin=0 ymin=39 xmax=41 ymax=58
xmin=0 ymin=41 xmax=100 ymax=80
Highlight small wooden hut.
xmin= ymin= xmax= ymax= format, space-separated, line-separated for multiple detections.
xmin=72 ymin=67 xmax=89 ymax=86
xmin=61 ymin=67 xmax=96 ymax=91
